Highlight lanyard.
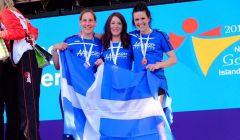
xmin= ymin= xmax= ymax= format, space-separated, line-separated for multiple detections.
xmin=81 ymin=35 xmax=94 ymax=66
xmin=139 ymin=30 xmax=151 ymax=58
xmin=110 ymin=41 xmax=122 ymax=65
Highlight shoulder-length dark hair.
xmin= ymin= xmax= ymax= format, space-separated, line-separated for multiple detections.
xmin=101 ymin=12 xmax=130 ymax=50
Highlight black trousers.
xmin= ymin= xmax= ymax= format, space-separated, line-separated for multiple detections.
xmin=0 ymin=58 xmax=19 ymax=140
xmin=17 ymin=50 xmax=42 ymax=140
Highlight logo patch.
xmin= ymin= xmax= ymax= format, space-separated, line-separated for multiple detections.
xmin=24 ymin=72 xmax=31 ymax=83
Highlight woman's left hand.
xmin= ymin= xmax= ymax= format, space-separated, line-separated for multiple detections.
xmin=95 ymin=58 xmax=103 ymax=66
xmin=146 ymin=63 xmax=161 ymax=72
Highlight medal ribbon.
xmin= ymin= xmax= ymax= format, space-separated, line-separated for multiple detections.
xmin=139 ymin=31 xmax=151 ymax=58
xmin=110 ymin=41 xmax=122 ymax=65
xmin=81 ymin=34 xmax=94 ymax=66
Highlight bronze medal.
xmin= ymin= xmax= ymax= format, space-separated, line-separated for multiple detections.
xmin=84 ymin=62 xmax=90 ymax=69
xmin=142 ymin=57 xmax=147 ymax=65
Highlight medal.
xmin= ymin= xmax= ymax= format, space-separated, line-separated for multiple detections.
xmin=142 ymin=57 xmax=147 ymax=65
xmin=112 ymin=64 xmax=118 ymax=69
xmin=84 ymin=61 xmax=90 ymax=68
xmin=80 ymin=33 xmax=94 ymax=69
xmin=139 ymin=29 xmax=151 ymax=66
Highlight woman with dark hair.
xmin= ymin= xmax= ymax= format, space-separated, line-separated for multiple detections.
xmin=130 ymin=1 xmax=177 ymax=109
xmin=131 ymin=2 xmax=177 ymax=76
xmin=100 ymin=12 xmax=133 ymax=69
xmin=129 ymin=2 xmax=176 ymax=139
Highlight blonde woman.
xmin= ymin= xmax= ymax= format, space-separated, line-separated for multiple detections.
xmin=0 ymin=0 xmax=42 ymax=140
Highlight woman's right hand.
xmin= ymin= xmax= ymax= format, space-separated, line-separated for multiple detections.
xmin=52 ymin=42 xmax=67 ymax=70
xmin=53 ymin=43 xmax=68 ymax=52
xmin=0 ymin=30 xmax=7 ymax=38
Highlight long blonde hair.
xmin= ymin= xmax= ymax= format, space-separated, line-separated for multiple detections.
xmin=0 ymin=0 xmax=14 ymax=13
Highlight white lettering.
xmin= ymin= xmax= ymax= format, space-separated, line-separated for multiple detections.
xmin=41 ymin=73 xmax=53 ymax=87
xmin=224 ymin=24 xmax=240 ymax=34
xmin=234 ymin=46 xmax=240 ymax=53
xmin=133 ymin=42 xmax=156 ymax=50
xmin=219 ymin=68 xmax=240 ymax=76
xmin=41 ymin=73 xmax=60 ymax=87
xmin=222 ymin=54 xmax=240 ymax=66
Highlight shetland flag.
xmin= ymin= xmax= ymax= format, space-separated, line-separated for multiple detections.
xmin=59 ymin=48 xmax=174 ymax=140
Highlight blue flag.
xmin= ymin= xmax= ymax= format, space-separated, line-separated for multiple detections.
xmin=59 ymin=49 xmax=174 ymax=140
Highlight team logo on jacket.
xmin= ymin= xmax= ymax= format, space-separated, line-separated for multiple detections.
xmin=24 ymin=72 xmax=31 ymax=83
xmin=133 ymin=41 xmax=155 ymax=50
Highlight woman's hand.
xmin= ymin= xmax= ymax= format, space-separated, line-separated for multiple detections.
xmin=95 ymin=58 xmax=103 ymax=66
xmin=52 ymin=42 xmax=68 ymax=70
xmin=0 ymin=30 xmax=7 ymax=38
xmin=53 ymin=43 xmax=68 ymax=52
xmin=146 ymin=50 xmax=177 ymax=72
xmin=146 ymin=63 xmax=161 ymax=72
